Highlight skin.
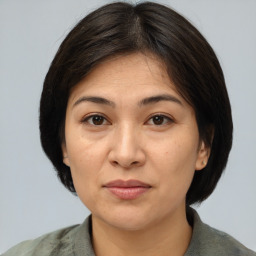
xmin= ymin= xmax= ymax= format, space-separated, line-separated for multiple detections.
xmin=62 ymin=53 xmax=209 ymax=256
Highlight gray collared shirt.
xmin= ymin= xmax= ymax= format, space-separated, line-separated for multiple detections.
xmin=2 ymin=208 xmax=256 ymax=256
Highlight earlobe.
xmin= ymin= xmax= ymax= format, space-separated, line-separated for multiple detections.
xmin=62 ymin=144 xmax=70 ymax=167
xmin=195 ymin=141 xmax=210 ymax=171
xmin=63 ymin=155 xmax=70 ymax=167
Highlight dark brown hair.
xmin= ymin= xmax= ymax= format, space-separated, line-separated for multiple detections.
xmin=40 ymin=1 xmax=233 ymax=205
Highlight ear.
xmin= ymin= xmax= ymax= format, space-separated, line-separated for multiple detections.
xmin=61 ymin=143 xmax=70 ymax=167
xmin=195 ymin=141 xmax=210 ymax=171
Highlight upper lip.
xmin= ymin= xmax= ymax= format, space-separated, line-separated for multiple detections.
xmin=104 ymin=179 xmax=151 ymax=188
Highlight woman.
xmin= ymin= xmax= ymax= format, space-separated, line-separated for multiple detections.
xmin=3 ymin=2 xmax=255 ymax=255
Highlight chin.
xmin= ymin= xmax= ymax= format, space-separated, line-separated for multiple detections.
xmin=95 ymin=208 xmax=156 ymax=231
xmin=109 ymin=217 xmax=151 ymax=231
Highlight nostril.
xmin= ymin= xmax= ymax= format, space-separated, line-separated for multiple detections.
xmin=112 ymin=161 xmax=119 ymax=166
xmin=111 ymin=160 xmax=140 ymax=168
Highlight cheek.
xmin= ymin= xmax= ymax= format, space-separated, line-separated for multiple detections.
xmin=66 ymin=125 xmax=105 ymax=167
xmin=150 ymin=133 xmax=198 ymax=188
xmin=65 ymin=136 xmax=102 ymax=190
xmin=68 ymin=144 xmax=101 ymax=208
xmin=152 ymin=136 xmax=198 ymax=169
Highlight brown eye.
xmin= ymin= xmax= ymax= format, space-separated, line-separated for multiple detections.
xmin=92 ymin=116 xmax=104 ymax=125
xmin=83 ymin=115 xmax=108 ymax=125
xmin=147 ymin=115 xmax=173 ymax=126
xmin=152 ymin=116 xmax=164 ymax=125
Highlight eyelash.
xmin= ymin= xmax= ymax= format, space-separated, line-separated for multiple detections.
xmin=81 ymin=113 xmax=174 ymax=126
xmin=147 ymin=114 xmax=174 ymax=126
xmin=81 ymin=114 xmax=110 ymax=126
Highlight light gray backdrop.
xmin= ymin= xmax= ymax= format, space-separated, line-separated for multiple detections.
xmin=0 ymin=0 xmax=255 ymax=253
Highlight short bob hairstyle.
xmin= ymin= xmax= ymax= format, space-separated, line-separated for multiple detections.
xmin=40 ymin=1 xmax=233 ymax=205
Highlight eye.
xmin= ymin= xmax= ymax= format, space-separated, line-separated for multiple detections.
xmin=147 ymin=114 xmax=173 ymax=126
xmin=82 ymin=115 xmax=109 ymax=126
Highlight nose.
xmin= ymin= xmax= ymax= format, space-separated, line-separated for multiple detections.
xmin=108 ymin=124 xmax=146 ymax=169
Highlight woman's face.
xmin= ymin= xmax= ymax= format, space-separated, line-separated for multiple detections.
xmin=63 ymin=53 xmax=208 ymax=231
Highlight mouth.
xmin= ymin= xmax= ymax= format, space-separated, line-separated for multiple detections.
xmin=103 ymin=179 xmax=152 ymax=200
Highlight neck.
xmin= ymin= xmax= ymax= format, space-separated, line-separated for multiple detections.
xmin=91 ymin=207 xmax=192 ymax=256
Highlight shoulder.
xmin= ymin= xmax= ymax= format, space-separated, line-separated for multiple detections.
xmin=2 ymin=224 xmax=80 ymax=256
xmin=186 ymin=208 xmax=256 ymax=256
xmin=201 ymin=223 xmax=256 ymax=256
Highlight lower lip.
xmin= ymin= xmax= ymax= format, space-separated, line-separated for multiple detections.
xmin=106 ymin=187 xmax=150 ymax=200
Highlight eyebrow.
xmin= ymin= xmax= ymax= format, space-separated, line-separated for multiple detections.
xmin=73 ymin=96 xmax=115 ymax=108
xmin=138 ymin=94 xmax=183 ymax=107
xmin=72 ymin=94 xmax=183 ymax=108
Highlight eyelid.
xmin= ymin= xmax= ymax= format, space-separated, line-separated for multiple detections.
xmin=81 ymin=113 xmax=111 ymax=125
xmin=146 ymin=113 xmax=175 ymax=125
xmin=80 ymin=112 xmax=174 ymax=126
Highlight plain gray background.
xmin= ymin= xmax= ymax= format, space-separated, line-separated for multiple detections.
xmin=0 ymin=0 xmax=255 ymax=253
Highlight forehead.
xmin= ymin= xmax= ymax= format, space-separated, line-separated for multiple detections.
xmin=68 ymin=53 xmax=184 ymax=104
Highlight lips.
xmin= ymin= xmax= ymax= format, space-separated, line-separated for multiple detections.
xmin=103 ymin=179 xmax=152 ymax=200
